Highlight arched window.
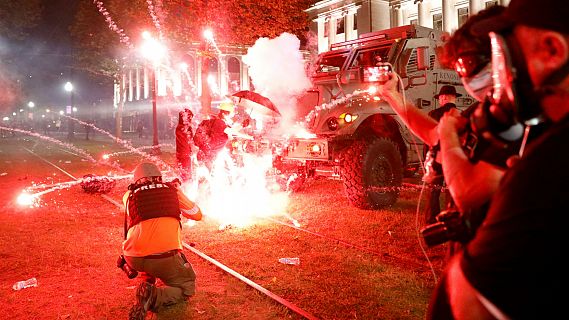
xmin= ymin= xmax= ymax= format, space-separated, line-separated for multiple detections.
xmin=180 ymin=54 xmax=196 ymax=97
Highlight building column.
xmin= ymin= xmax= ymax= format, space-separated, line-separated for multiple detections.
xmin=417 ymin=0 xmax=429 ymax=27
xmin=330 ymin=17 xmax=337 ymax=44
xmin=393 ymin=5 xmax=403 ymax=27
xmin=220 ymin=56 xmax=228 ymax=96
xmin=126 ymin=69 xmax=131 ymax=102
xmin=241 ymin=62 xmax=249 ymax=91
xmin=469 ymin=0 xmax=484 ymax=16
xmin=316 ymin=18 xmax=327 ymax=53
xmin=135 ymin=67 xmax=140 ymax=100
xmin=143 ymin=66 xmax=149 ymax=99
xmin=442 ymin=0 xmax=454 ymax=33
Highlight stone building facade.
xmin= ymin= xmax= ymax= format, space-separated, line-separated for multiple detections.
xmin=306 ymin=0 xmax=511 ymax=53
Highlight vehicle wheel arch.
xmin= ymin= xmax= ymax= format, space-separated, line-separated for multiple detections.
xmin=353 ymin=114 xmax=408 ymax=166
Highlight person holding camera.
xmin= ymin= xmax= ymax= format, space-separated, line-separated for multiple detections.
xmin=121 ymin=162 xmax=202 ymax=320
xmin=376 ymin=6 xmax=506 ymax=218
xmin=431 ymin=0 xmax=569 ymax=318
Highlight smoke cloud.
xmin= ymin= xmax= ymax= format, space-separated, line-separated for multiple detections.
xmin=242 ymin=33 xmax=312 ymax=134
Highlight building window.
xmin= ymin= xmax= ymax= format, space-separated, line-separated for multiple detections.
xmin=324 ymin=19 xmax=329 ymax=37
xmin=353 ymin=13 xmax=357 ymax=31
xmin=410 ymin=19 xmax=418 ymax=25
xmin=336 ymin=16 xmax=345 ymax=34
xmin=458 ymin=7 xmax=469 ymax=27
xmin=485 ymin=1 xmax=499 ymax=8
xmin=179 ymin=54 xmax=195 ymax=97
xmin=433 ymin=13 xmax=443 ymax=31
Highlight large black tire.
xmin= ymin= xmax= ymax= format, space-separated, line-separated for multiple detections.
xmin=339 ymin=138 xmax=403 ymax=209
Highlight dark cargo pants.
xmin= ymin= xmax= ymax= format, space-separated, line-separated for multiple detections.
xmin=125 ymin=252 xmax=196 ymax=310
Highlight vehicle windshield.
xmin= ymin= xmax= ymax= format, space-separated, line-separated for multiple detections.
xmin=314 ymin=50 xmax=350 ymax=74
xmin=350 ymin=46 xmax=392 ymax=68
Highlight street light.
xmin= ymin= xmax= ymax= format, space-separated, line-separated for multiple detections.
xmin=27 ymin=101 xmax=35 ymax=123
xmin=64 ymin=81 xmax=74 ymax=140
xmin=140 ymin=31 xmax=166 ymax=155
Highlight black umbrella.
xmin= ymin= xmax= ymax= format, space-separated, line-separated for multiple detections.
xmin=231 ymin=90 xmax=281 ymax=116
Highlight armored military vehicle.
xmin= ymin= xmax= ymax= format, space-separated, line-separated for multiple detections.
xmin=273 ymin=25 xmax=473 ymax=209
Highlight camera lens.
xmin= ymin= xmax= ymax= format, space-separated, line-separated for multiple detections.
xmin=117 ymin=255 xmax=138 ymax=279
xmin=125 ymin=265 xmax=138 ymax=279
xmin=420 ymin=222 xmax=451 ymax=247
xmin=117 ymin=255 xmax=126 ymax=268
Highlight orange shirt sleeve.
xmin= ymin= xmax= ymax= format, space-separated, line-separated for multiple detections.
xmin=177 ymin=188 xmax=202 ymax=221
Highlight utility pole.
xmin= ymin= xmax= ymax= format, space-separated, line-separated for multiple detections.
xmin=64 ymin=81 xmax=74 ymax=140
xmin=151 ymin=67 xmax=161 ymax=155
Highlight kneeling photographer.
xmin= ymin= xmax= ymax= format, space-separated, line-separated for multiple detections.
xmin=120 ymin=162 xmax=202 ymax=320
xmin=429 ymin=0 xmax=569 ymax=318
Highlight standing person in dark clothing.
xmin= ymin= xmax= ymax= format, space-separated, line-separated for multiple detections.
xmin=430 ymin=0 xmax=569 ymax=318
xmin=84 ymin=119 xmax=94 ymax=140
xmin=136 ymin=120 xmax=144 ymax=139
xmin=430 ymin=85 xmax=461 ymax=120
xmin=175 ymin=109 xmax=194 ymax=182
xmin=423 ymin=85 xmax=461 ymax=224
xmin=122 ymin=163 xmax=202 ymax=320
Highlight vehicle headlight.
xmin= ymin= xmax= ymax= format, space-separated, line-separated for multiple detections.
xmin=307 ymin=142 xmax=324 ymax=156
xmin=327 ymin=117 xmax=339 ymax=131
xmin=339 ymin=113 xmax=358 ymax=124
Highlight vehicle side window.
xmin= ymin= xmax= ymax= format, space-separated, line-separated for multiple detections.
xmin=316 ymin=53 xmax=349 ymax=73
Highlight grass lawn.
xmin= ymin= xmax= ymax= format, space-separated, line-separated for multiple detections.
xmin=0 ymin=134 xmax=447 ymax=319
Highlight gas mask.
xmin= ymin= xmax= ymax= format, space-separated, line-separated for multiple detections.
xmin=461 ymin=31 xmax=539 ymax=166
xmin=461 ymin=63 xmax=493 ymax=102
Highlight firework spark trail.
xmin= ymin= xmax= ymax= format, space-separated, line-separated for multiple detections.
xmin=205 ymin=37 xmax=230 ymax=95
xmin=146 ymin=0 xmax=164 ymax=40
xmin=104 ymin=143 xmax=174 ymax=159
xmin=92 ymin=0 xmax=133 ymax=49
xmin=161 ymin=62 xmax=199 ymax=99
xmin=28 ymin=180 xmax=83 ymax=197
xmin=62 ymin=115 xmax=175 ymax=174
xmin=0 ymin=125 xmax=125 ymax=172
xmin=302 ymin=90 xmax=366 ymax=127
xmin=0 ymin=126 xmax=99 ymax=163
xmin=24 ymin=174 xmax=133 ymax=192
xmin=181 ymin=68 xmax=199 ymax=96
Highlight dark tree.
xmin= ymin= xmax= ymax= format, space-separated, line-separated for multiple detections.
xmin=70 ymin=0 xmax=314 ymax=79
xmin=0 ymin=1 xmax=43 ymax=111
xmin=0 ymin=1 xmax=43 ymax=40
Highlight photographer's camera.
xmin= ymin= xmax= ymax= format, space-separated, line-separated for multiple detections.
xmin=420 ymin=209 xmax=473 ymax=247
xmin=117 ymin=255 xmax=138 ymax=279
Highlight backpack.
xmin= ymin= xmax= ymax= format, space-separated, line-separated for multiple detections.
xmin=193 ymin=118 xmax=229 ymax=153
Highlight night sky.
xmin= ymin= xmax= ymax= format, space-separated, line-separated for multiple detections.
xmin=12 ymin=0 xmax=111 ymax=112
